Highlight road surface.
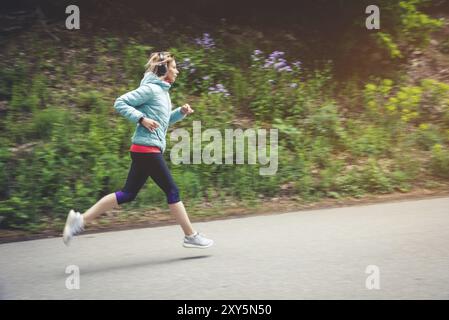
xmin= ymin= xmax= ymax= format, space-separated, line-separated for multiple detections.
xmin=1 ymin=196 xmax=449 ymax=299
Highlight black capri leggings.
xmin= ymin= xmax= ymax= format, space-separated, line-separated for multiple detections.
xmin=115 ymin=152 xmax=180 ymax=205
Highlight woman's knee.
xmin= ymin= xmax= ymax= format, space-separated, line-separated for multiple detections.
xmin=115 ymin=190 xmax=137 ymax=204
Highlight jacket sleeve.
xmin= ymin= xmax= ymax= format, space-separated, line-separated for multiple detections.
xmin=114 ymin=85 xmax=153 ymax=123
xmin=169 ymin=107 xmax=186 ymax=126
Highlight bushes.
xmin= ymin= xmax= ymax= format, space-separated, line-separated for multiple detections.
xmin=1 ymin=29 xmax=449 ymax=231
xmin=344 ymin=122 xmax=392 ymax=157
xmin=414 ymin=123 xmax=444 ymax=150
xmin=32 ymin=107 xmax=71 ymax=140
xmin=374 ymin=0 xmax=444 ymax=59
xmin=430 ymin=144 xmax=449 ymax=178
xmin=361 ymin=78 xmax=449 ymax=146
xmin=123 ymin=39 xmax=153 ymax=83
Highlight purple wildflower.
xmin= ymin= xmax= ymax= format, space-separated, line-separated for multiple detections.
xmin=278 ymin=66 xmax=293 ymax=72
xmin=179 ymin=58 xmax=196 ymax=74
xmin=274 ymin=61 xmax=287 ymax=69
xmin=263 ymin=60 xmax=275 ymax=68
xmin=270 ymin=51 xmax=285 ymax=60
xmin=263 ymin=51 xmax=292 ymax=72
xmin=292 ymin=61 xmax=302 ymax=68
xmin=194 ymin=33 xmax=215 ymax=50
xmin=208 ymin=83 xmax=230 ymax=97
xmin=251 ymin=49 xmax=264 ymax=61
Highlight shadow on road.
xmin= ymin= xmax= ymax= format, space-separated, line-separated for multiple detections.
xmin=61 ymin=255 xmax=213 ymax=277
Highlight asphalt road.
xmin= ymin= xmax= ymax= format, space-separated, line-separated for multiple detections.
xmin=1 ymin=196 xmax=449 ymax=299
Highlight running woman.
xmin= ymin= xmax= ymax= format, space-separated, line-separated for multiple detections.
xmin=63 ymin=51 xmax=214 ymax=249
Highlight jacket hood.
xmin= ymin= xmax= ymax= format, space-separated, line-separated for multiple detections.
xmin=140 ymin=72 xmax=171 ymax=91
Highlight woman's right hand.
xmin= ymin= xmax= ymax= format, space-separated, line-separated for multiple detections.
xmin=141 ymin=118 xmax=160 ymax=132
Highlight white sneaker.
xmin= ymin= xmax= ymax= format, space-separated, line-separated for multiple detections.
xmin=183 ymin=231 xmax=214 ymax=249
xmin=63 ymin=209 xmax=84 ymax=246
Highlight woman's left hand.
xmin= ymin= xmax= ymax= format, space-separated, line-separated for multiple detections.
xmin=181 ymin=104 xmax=194 ymax=116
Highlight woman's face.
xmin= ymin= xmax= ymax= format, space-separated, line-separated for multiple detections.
xmin=164 ymin=60 xmax=179 ymax=84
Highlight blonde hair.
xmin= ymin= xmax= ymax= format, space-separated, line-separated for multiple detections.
xmin=144 ymin=51 xmax=175 ymax=75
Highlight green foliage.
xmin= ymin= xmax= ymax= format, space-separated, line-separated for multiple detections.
xmin=414 ymin=123 xmax=444 ymax=150
xmin=374 ymin=0 xmax=443 ymax=59
xmin=362 ymin=78 xmax=449 ymax=134
xmin=32 ymin=107 xmax=71 ymax=140
xmin=397 ymin=0 xmax=444 ymax=47
xmin=123 ymin=39 xmax=153 ymax=83
xmin=1 ymin=25 xmax=449 ymax=231
xmin=430 ymin=144 xmax=449 ymax=178
xmin=345 ymin=122 xmax=392 ymax=157
xmin=377 ymin=32 xmax=403 ymax=59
